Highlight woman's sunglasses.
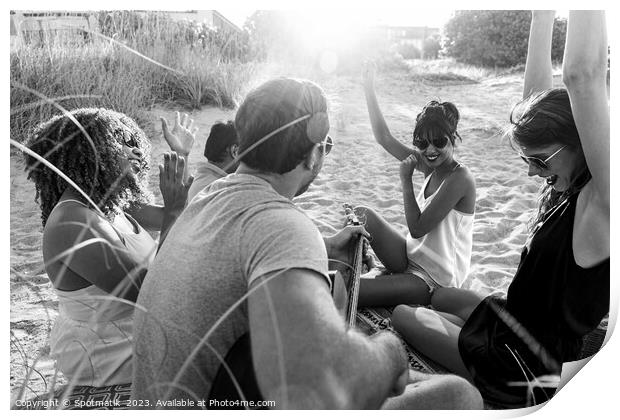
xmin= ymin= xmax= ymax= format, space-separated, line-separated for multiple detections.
xmin=412 ymin=136 xmax=450 ymax=150
xmin=123 ymin=137 xmax=138 ymax=149
xmin=519 ymin=145 xmax=566 ymax=170
xmin=319 ymin=135 xmax=334 ymax=156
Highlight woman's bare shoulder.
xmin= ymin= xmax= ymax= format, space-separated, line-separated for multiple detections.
xmin=44 ymin=202 xmax=117 ymax=245
xmin=45 ymin=201 xmax=97 ymax=228
xmin=448 ymin=164 xmax=476 ymax=190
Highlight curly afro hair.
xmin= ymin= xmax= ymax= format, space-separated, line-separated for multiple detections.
xmin=24 ymin=108 xmax=153 ymax=227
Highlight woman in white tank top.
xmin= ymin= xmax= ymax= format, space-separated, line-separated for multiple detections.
xmin=358 ymin=63 xmax=476 ymax=307
xmin=24 ymin=108 xmax=195 ymax=386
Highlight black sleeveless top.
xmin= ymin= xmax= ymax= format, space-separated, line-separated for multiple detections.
xmin=458 ymin=193 xmax=609 ymax=408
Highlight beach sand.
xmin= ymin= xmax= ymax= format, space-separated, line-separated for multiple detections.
xmin=10 ymin=70 xmax=557 ymax=400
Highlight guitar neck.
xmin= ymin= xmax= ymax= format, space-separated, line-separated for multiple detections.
xmin=346 ymin=234 xmax=365 ymax=328
xmin=343 ymin=204 xmax=365 ymax=328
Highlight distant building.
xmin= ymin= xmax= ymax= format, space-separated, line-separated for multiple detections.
xmin=378 ymin=25 xmax=440 ymax=50
xmin=10 ymin=9 xmax=241 ymax=46
xmin=165 ymin=10 xmax=242 ymax=34
xmin=10 ymin=10 xmax=97 ymax=45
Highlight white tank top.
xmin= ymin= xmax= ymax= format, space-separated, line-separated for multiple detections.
xmin=405 ymin=173 xmax=474 ymax=288
xmin=48 ymin=199 xmax=157 ymax=385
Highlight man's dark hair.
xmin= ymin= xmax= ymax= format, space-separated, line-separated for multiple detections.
xmin=235 ymin=78 xmax=328 ymax=174
xmin=204 ymin=120 xmax=238 ymax=163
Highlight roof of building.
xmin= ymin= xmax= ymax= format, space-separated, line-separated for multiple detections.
xmin=377 ymin=25 xmax=440 ymax=38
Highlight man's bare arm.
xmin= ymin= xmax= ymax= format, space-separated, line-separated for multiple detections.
xmin=249 ymin=268 xmax=407 ymax=409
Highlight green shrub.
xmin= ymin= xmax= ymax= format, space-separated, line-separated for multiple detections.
xmin=422 ymin=35 xmax=441 ymax=59
xmin=396 ymin=43 xmax=421 ymax=60
xmin=377 ymin=50 xmax=410 ymax=73
xmin=550 ymin=18 xmax=567 ymax=62
xmin=443 ymin=11 xmax=567 ymax=67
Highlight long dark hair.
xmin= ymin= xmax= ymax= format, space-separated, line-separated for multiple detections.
xmin=24 ymin=108 xmax=153 ymax=227
xmin=507 ymin=88 xmax=590 ymax=230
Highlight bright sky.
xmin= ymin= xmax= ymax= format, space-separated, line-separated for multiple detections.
xmin=215 ymin=7 xmax=572 ymax=57
xmin=8 ymin=0 xmax=584 ymax=29
xmin=219 ymin=8 xmax=458 ymax=29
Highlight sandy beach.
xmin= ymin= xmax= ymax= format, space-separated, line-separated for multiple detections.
xmin=10 ymin=69 xmax=557 ymax=400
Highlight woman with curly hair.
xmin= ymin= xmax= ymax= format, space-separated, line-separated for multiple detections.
xmin=24 ymin=108 xmax=195 ymax=387
xmin=391 ymin=11 xmax=609 ymax=408
xmin=355 ymin=62 xmax=476 ymax=307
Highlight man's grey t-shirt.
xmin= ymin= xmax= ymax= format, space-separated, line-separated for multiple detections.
xmin=132 ymin=174 xmax=330 ymax=404
xmin=186 ymin=161 xmax=227 ymax=202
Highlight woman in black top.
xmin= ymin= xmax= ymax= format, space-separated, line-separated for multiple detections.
xmin=391 ymin=11 xmax=609 ymax=408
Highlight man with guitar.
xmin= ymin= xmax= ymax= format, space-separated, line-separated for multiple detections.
xmin=132 ymin=78 xmax=482 ymax=409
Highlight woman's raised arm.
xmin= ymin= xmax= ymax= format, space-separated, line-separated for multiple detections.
xmin=523 ymin=10 xmax=555 ymax=99
xmin=362 ymin=62 xmax=415 ymax=161
xmin=563 ymin=11 xmax=609 ymax=209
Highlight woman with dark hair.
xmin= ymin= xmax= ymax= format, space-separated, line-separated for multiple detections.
xmin=391 ymin=11 xmax=609 ymax=408
xmin=24 ymin=108 xmax=195 ymax=387
xmin=356 ymin=63 xmax=476 ymax=307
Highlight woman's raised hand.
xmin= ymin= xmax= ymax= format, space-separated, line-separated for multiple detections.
xmin=159 ymin=152 xmax=194 ymax=216
xmin=160 ymin=112 xmax=198 ymax=156
xmin=400 ymin=153 xmax=418 ymax=179
xmin=362 ymin=61 xmax=377 ymax=89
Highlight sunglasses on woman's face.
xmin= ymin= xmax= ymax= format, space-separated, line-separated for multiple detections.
xmin=319 ymin=135 xmax=334 ymax=156
xmin=412 ymin=136 xmax=450 ymax=150
xmin=519 ymin=145 xmax=566 ymax=171
xmin=123 ymin=137 xmax=138 ymax=149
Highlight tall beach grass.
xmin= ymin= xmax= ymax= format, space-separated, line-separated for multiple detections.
xmin=10 ymin=11 xmax=255 ymax=143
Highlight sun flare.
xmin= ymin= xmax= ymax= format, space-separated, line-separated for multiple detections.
xmin=292 ymin=10 xmax=370 ymax=51
xmin=269 ymin=9 xmax=455 ymax=73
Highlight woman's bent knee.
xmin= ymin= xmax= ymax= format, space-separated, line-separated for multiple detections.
xmin=384 ymin=374 xmax=483 ymax=409
xmin=431 ymin=287 xmax=484 ymax=321
xmin=392 ymin=305 xmax=432 ymax=334
xmin=391 ymin=304 xmax=414 ymax=331
xmin=430 ymin=287 xmax=454 ymax=308
xmin=439 ymin=375 xmax=483 ymax=409
xmin=353 ymin=205 xmax=376 ymax=225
